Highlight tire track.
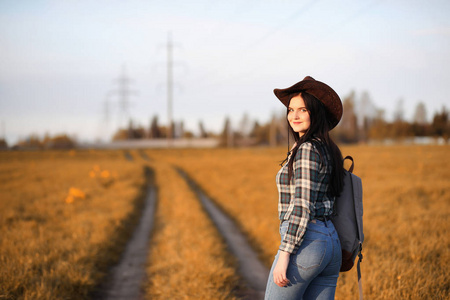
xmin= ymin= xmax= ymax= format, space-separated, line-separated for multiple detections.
xmin=95 ymin=169 xmax=157 ymax=300
xmin=123 ymin=150 xmax=134 ymax=161
xmin=138 ymin=149 xmax=151 ymax=161
xmin=176 ymin=168 xmax=269 ymax=299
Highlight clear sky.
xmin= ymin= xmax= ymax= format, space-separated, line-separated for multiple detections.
xmin=1 ymin=0 xmax=449 ymax=144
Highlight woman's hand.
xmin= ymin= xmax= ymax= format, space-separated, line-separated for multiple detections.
xmin=273 ymin=251 xmax=290 ymax=287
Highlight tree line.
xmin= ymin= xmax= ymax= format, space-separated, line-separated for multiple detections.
xmin=112 ymin=91 xmax=449 ymax=147
xmin=3 ymin=134 xmax=76 ymax=150
xmin=4 ymin=91 xmax=448 ymax=149
xmin=332 ymin=91 xmax=449 ymax=144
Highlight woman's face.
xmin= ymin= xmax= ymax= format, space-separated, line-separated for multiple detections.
xmin=288 ymin=94 xmax=311 ymax=137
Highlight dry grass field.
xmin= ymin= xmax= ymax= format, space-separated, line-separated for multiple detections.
xmin=149 ymin=145 xmax=450 ymax=300
xmin=0 ymin=150 xmax=146 ymax=299
xmin=1 ymin=145 xmax=448 ymax=299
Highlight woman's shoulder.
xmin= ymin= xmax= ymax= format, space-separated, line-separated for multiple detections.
xmin=295 ymin=140 xmax=322 ymax=159
xmin=298 ymin=137 xmax=324 ymax=151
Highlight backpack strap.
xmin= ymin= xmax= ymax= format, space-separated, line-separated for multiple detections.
xmin=343 ymin=155 xmax=363 ymax=300
xmin=357 ymin=255 xmax=363 ymax=300
xmin=343 ymin=156 xmax=354 ymax=173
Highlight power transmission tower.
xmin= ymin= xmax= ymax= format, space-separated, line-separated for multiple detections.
xmin=110 ymin=65 xmax=137 ymax=129
xmin=167 ymin=32 xmax=174 ymax=143
xmin=157 ymin=32 xmax=182 ymax=145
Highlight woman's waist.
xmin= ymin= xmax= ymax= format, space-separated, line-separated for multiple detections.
xmin=280 ymin=218 xmax=336 ymax=235
xmin=307 ymin=218 xmax=336 ymax=235
xmin=278 ymin=205 xmax=334 ymax=220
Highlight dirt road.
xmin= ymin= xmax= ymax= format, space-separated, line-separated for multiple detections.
xmin=96 ymin=185 xmax=156 ymax=300
xmin=97 ymin=165 xmax=268 ymax=299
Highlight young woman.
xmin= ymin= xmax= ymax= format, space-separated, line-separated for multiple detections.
xmin=264 ymin=76 xmax=345 ymax=300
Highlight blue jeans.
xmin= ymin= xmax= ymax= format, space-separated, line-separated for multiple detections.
xmin=265 ymin=220 xmax=342 ymax=300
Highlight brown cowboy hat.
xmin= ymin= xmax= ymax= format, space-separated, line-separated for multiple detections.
xmin=274 ymin=76 xmax=343 ymax=129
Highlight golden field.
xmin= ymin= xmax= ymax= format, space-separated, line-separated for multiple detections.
xmin=148 ymin=145 xmax=450 ymax=299
xmin=0 ymin=150 xmax=146 ymax=299
xmin=1 ymin=145 xmax=449 ymax=299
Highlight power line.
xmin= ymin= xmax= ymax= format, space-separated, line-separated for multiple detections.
xmin=247 ymin=0 xmax=319 ymax=49
xmin=324 ymin=0 xmax=384 ymax=37
xmin=181 ymin=1 xmax=321 ymax=92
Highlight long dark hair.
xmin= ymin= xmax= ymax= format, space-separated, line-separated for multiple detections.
xmin=285 ymin=91 xmax=344 ymax=197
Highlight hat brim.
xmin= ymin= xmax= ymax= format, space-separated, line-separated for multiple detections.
xmin=274 ymin=76 xmax=343 ymax=129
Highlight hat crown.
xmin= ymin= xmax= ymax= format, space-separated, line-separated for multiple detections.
xmin=273 ymin=76 xmax=343 ymax=129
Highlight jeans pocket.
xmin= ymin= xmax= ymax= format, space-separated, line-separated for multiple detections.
xmin=291 ymin=239 xmax=326 ymax=270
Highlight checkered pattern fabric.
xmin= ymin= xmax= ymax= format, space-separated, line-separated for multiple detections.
xmin=276 ymin=140 xmax=334 ymax=253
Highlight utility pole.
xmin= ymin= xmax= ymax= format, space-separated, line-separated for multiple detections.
xmin=167 ymin=32 xmax=174 ymax=144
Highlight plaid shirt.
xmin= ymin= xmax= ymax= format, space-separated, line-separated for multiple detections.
xmin=276 ymin=140 xmax=334 ymax=254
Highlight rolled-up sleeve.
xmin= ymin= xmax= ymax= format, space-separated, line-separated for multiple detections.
xmin=279 ymin=143 xmax=321 ymax=254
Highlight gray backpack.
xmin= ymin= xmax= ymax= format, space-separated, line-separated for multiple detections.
xmin=330 ymin=156 xmax=364 ymax=299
